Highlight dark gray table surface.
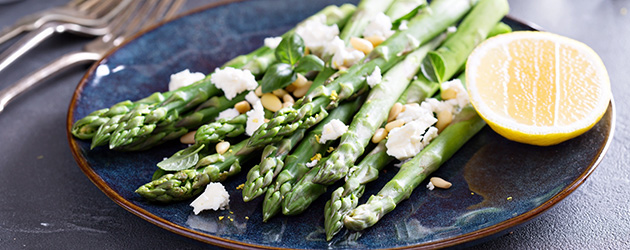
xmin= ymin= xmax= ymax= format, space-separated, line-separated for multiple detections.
xmin=0 ymin=0 xmax=628 ymax=249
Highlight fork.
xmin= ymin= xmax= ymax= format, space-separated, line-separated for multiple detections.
xmin=0 ymin=0 xmax=132 ymax=73
xmin=0 ymin=0 xmax=121 ymax=45
xmin=0 ymin=0 xmax=186 ymax=113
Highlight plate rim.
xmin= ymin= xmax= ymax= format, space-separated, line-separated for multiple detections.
xmin=65 ymin=1 xmax=617 ymax=248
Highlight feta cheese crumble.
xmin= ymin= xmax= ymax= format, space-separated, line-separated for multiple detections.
xmin=245 ymin=91 xmax=260 ymax=106
xmin=362 ymin=12 xmax=395 ymax=39
xmin=326 ymin=36 xmax=365 ymax=69
xmin=264 ymin=36 xmax=283 ymax=49
xmin=190 ymin=182 xmax=230 ymax=215
xmin=319 ymin=119 xmax=348 ymax=143
xmin=245 ymin=101 xmax=265 ymax=136
xmin=296 ymin=15 xmax=339 ymax=57
xmin=217 ymin=108 xmax=240 ymax=120
xmin=305 ymin=159 xmax=318 ymax=168
xmin=426 ymin=181 xmax=435 ymax=190
xmin=441 ymin=79 xmax=470 ymax=108
xmin=397 ymin=103 xmax=435 ymax=123
xmin=168 ymin=69 xmax=205 ymax=91
xmin=367 ymin=66 xmax=382 ymax=88
xmin=386 ymin=120 xmax=435 ymax=160
xmin=211 ymin=67 xmax=257 ymax=100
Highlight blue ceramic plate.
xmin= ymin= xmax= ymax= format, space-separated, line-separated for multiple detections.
xmin=67 ymin=0 xmax=615 ymax=249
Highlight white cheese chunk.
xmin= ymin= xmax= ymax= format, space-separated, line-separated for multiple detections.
xmin=305 ymin=159 xmax=319 ymax=168
xmin=319 ymin=119 xmax=348 ymax=143
xmin=245 ymin=101 xmax=265 ymax=136
xmin=168 ymin=69 xmax=205 ymax=91
xmin=264 ymin=36 xmax=283 ymax=49
xmin=326 ymin=36 xmax=365 ymax=69
xmin=367 ymin=66 xmax=382 ymax=88
xmin=217 ymin=108 xmax=239 ymax=120
xmin=426 ymin=181 xmax=435 ymax=190
xmin=296 ymin=16 xmax=339 ymax=58
xmin=362 ymin=12 xmax=395 ymax=39
xmin=211 ymin=67 xmax=257 ymax=100
xmin=245 ymin=91 xmax=260 ymax=106
xmin=441 ymin=79 xmax=470 ymax=108
xmin=422 ymin=126 xmax=439 ymax=147
xmin=190 ymin=182 xmax=230 ymax=215
xmin=397 ymin=103 xmax=435 ymax=123
xmin=386 ymin=119 xmax=435 ymax=160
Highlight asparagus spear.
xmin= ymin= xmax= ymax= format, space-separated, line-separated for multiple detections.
xmin=86 ymin=4 xmax=356 ymax=149
xmin=323 ymin=21 xmax=513 ymax=240
xmin=421 ymin=0 xmax=510 ymax=83
xmin=261 ymin=98 xmax=363 ymax=222
xmin=242 ymin=128 xmax=307 ymax=201
xmin=343 ymin=104 xmax=485 ymax=231
xmin=281 ymin=37 xmax=442 ymax=215
xmin=135 ymin=139 xmax=256 ymax=202
xmin=311 ymin=36 xmax=443 ymax=185
xmin=337 ymin=0 xmax=396 ymax=44
xmin=324 ymin=75 xmax=439 ymax=240
xmin=247 ymin=0 xmax=478 ymax=148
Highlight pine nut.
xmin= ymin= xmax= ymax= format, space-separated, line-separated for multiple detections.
xmin=435 ymin=110 xmax=453 ymax=132
xmin=272 ymin=88 xmax=288 ymax=97
xmin=261 ymin=93 xmax=283 ymax=112
xmin=430 ymin=177 xmax=452 ymax=189
xmin=291 ymin=73 xmax=309 ymax=88
xmin=255 ymin=86 xmax=263 ymax=96
xmin=371 ymin=128 xmax=388 ymax=143
xmin=365 ymin=35 xmax=386 ymax=47
xmin=180 ymin=130 xmax=196 ymax=144
xmin=441 ymin=88 xmax=458 ymax=100
xmin=216 ymin=141 xmax=230 ymax=155
xmin=292 ymin=82 xmax=312 ymax=98
xmin=350 ymin=37 xmax=374 ymax=54
xmin=282 ymin=94 xmax=294 ymax=104
xmin=234 ymin=101 xmax=251 ymax=114
xmin=285 ymin=84 xmax=297 ymax=92
xmin=385 ymin=119 xmax=405 ymax=131
xmin=282 ymin=102 xmax=293 ymax=108
xmin=388 ymin=102 xmax=403 ymax=122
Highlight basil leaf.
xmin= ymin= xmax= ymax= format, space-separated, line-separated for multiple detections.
xmin=275 ymin=33 xmax=305 ymax=65
xmin=261 ymin=63 xmax=297 ymax=93
xmin=391 ymin=3 xmax=427 ymax=30
xmin=157 ymin=144 xmax=205 ymax=171
xmin=294 ymin=54 xmax=325 ymax=74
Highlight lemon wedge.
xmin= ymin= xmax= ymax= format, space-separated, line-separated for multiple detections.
xmin=466 ymin=31 xmax=611 ymax=146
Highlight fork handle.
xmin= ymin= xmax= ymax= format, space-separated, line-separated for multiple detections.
xmin=0 ymin=51 xmax=101 ymax=113
xmin=0 ymin=22 xmax=108 ymax=73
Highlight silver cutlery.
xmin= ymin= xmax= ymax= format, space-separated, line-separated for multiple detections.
xmin=0 ymin=0 xmax=186 ymax=113
xmin=0 ymin=0 xmax=132 ymax=73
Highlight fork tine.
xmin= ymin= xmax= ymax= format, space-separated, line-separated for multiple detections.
xmin=145 ymin=0 xmax=183 ymax=25
xmin=119 ymin=0 xmax=159 ymax=39
xmin=76 ymin=0 xmax=101 ymax=12
xmin=87 ymin=0 xmax=122 ymax=18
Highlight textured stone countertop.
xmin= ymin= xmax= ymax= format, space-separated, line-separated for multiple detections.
xmin=0 ymin=0 xmax=627 ymax=249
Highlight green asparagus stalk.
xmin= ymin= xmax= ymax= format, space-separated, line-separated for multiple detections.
xmin=261 ymin=98 xmax=363 ymax=222
xmin=242 ymin=128 xmax=307 ymax=201
xmin=337 ymin=0 xmax=396 ymax=44
xmin=135 ymin=139 xmax=255 ymax=202
xmin=324 ymin=75 xmax=439 ymax=241
xmin=281 ymin=38 xmax=442 ymax=216
xmin=86 ymin=4 xmax=356 ymax=149
xmin=385 ymin=0 xmax=426 ymax=21
xmin=343 ymin=105 xmax=485 ymax=231
xmin=312 ymin=36 xmax=443 ymax=185
xmin=421 ymin=0 xmax=509 ymax=83
xmin=248 ymin=0 xmax=478 ymax=148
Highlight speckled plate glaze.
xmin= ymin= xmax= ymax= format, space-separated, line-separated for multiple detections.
xmin=66 ymin=0 xmax=615 ymax=249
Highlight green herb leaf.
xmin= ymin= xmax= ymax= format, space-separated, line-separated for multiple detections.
xmin=261 ymin=63 xmax=297 ymax=93
xmin=275 ymin=33 xmax=305 ymax=65
xmin=294 ymin=55 xmax=325 ymax=74
xmin=157 ymin=144 xmax=205 ymax=171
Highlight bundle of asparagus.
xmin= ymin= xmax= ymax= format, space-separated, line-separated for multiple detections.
xmin=73 ymin=0 xmax=513 ymax=242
